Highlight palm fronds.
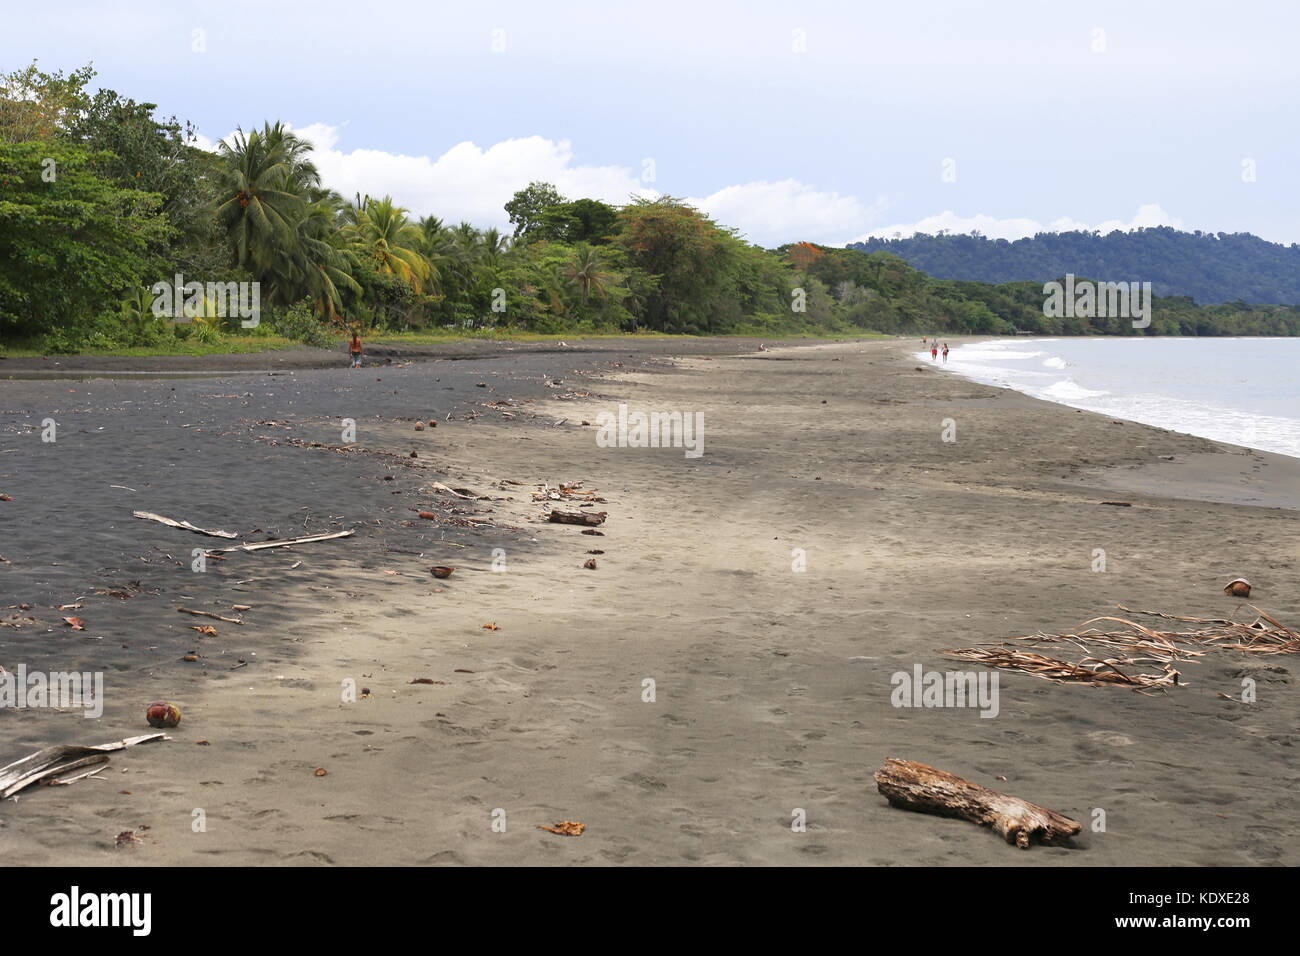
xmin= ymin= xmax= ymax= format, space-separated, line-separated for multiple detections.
xmin=946 ymin=605 xmax=1299 ymax=692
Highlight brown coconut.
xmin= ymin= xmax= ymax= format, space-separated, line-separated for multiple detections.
xmin=1223 ymin=578 xmax=1251 ymax=597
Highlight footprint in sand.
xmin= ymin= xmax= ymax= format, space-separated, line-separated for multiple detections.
xmin=621 ymin=771 xmax=668 ymax=792
xmin=1084 ymin=731 xmax=1136 ymax=747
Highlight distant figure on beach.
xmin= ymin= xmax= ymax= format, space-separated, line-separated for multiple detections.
xmin=348 ymin=328 xmax=363 ymax=368
xmin=930 ymin=343 xmax=938 ymax=361
xmin=942 ymin=343 xmax=950 ymax=363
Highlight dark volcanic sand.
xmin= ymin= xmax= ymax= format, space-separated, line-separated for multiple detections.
xmin=0 ymin=341 xmax=692 ymax=694
xmin=1 ymin=337 xmax=1297 ymax=866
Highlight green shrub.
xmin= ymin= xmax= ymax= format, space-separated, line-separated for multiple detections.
xmin=188 ymin=320 xmax=223 ymax=346
xmin=271 ymin=300 xmax=335 ymax=348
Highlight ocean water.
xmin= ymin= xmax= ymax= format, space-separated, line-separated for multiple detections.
xmin=920 ymin=338 xmax=1300 ymax=459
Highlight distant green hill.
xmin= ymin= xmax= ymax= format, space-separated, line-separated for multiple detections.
xmin=847 ymin=227 xmax=1300 ymax=306
xmin=779 ymin=242 xmax=1300 ymax=337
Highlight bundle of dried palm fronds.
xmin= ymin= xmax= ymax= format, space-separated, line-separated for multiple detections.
xmin=945 ymin=646 xmax=1182 ymax=690
xmin=946 ymin=605 xmax=1298 ymax=692
xmin=1112 ymin=605 xmax=1300 ymax=655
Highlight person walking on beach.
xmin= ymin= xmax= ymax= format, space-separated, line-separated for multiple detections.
xmin=930 ymin=342 xmax=938 ymax=361
xmin=348 ymin=328 xmax=363 ymax=369
xmin=942 ymin=343 xmax=950 ymax=363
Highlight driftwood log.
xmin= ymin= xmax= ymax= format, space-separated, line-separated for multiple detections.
xmin=874 ymin=758 xmax=1081 ymax=849
xmin=547 ymin=510 xmax=606 ymax=526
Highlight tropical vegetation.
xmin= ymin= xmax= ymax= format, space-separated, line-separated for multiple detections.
xmin=2 ymin=62 xmax=1297 ymax=354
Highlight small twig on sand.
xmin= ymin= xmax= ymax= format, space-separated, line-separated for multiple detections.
xmin=205 ymin=530 xmax=354 ymax=554
xmin=178 ymin=607 xmax=243 ymax=625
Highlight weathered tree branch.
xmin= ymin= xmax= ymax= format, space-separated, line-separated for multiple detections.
xmin=873 ymin=758 xmax=1081 ymax=849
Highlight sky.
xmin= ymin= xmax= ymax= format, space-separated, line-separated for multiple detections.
xmin=3 ymin=0 xmax=1297 ymax=247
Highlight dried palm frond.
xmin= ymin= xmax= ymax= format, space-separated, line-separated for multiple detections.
xmin=945 ymin=605 xmax=1297 ymax=692
xmin=945 ymin=645 xmax=1181 ymax=691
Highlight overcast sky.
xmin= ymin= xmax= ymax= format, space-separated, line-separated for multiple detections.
xmin=4 ymin=1 xmax=1296 ymax=246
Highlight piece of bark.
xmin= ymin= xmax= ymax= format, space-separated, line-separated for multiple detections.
xmin=44 ymin=761 xmax=110 ymax=786
xmin=133 ymin=510 xmax=238 ymax=538
xmin=0 ymin=733 xmax=167 ymax=798
xmin=873 ymin=758 xmax=1081 ymax=849
xmin=38 ymin=754 xmax=110 ymax=785
xmin=548 ymin=510 xmax=607 ymax=526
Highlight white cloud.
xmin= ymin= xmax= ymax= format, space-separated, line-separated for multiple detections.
xmin=688 ymin=179 xmax=888 ymax=247
xmin=848 ymin=204 xmax=1183 ymax=243
xmin=302 ymin=126 xmax=659 ymax=227
xmin=197 ymin=123 xmax=655 ymax=228
xmin=194 ymin=124 xmax=1177 ymax=250
xmin=189 ymin=130 xmax=219 ymax=153
xmin=194 ymin=124 xmax=889 ymax=245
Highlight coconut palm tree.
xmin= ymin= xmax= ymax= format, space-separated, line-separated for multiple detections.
xmin=479 ymin=227 xmax=509 ymax=266
xmin=417 ymin=215 xmax=464 ymax=289
xmin=346 ymin=195 xmax=434 ymax=294
xmin=286 ymin=197 xmax=362 ymax=314
xmin=214 ymin=124 xmax=315 ymax=279
xmin=564 ymin=243 xmax=617 ymax=304
xmin=258 ymin=121 xmax=320 ymax=190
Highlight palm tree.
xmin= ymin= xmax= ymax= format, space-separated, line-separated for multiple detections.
xmin=479 ymin=227 xmax=509 ymax=269
xmin=417 ymin=214 xmax=446 ymax=238
xmin=346 ymin=195 xmax=434 ymax=294
xmin=116 ymin=286 xmax=158 ymax=340
xmin=284 ymin=196 xmax=362 ymax=314
xmin=214 ymin=124 xmax=316 ymax=279
xmin=564 ymin=243 xmax=617 ymax=304
xmin=417 ymin=215 xmax=463 ymax=289
xmin=259 ymin=121 xmax=320 ymax=190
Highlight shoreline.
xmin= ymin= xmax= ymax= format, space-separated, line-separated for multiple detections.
xmin=0 ymin=335 xmax=879 ymax=376
xmin=2 ymin=337 xmax=1296 ymax=865
xmin=923 ymin=335 xmax=1300 ymax=465
xmin=908 ymin=335 xmax=1300 ymax=510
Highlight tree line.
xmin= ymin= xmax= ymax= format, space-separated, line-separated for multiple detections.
xmin=2 ymin=63 xmax=1296 ymax=353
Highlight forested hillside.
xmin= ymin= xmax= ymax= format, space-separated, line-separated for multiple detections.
xmin=782 ymin=243 xmax=1300 ymax=337
xmin=849 ymin=228 xmax=1300 ymax=306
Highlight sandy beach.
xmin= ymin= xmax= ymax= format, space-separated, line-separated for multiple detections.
xmin=1 ymin=337 xmax=1297 ymax=866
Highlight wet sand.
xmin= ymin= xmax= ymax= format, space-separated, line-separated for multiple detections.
xmin=1 ymin=338 xmax=1297 ymax=865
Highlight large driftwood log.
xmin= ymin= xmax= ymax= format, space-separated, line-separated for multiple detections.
xmin=547 ymin=510 xmax=606 ymax=526
xmin=874 ymin=758 xmax=1081 ymax=849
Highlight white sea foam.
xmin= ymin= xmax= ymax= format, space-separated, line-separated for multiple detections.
xmin=1041 ymin=379 xmax=1109 ymax=401
xmin=934 ymin=338 xmax=1300 ymax=459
